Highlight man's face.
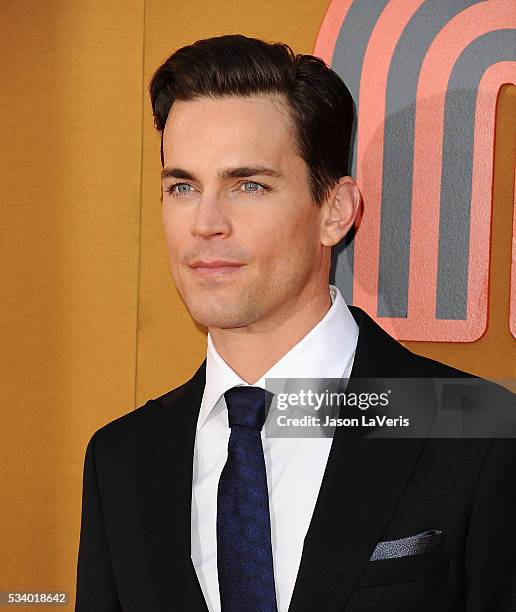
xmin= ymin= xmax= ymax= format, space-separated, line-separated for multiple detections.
xmin=161 ymin=95 xmax=329 ymax=331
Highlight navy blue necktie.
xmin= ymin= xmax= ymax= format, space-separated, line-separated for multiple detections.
xmin=217 ymin=385 xmax=278 ymax=612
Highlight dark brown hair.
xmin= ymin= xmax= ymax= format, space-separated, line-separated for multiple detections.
xmin=149 ymin=34 xmax=354 ymax=206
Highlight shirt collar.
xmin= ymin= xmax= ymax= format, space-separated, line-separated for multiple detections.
xmin=197 ymin=284 xmax=359 ymax=430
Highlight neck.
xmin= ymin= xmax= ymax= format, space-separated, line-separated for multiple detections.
xmin=209 ymin=284 xmax=333 ymax=384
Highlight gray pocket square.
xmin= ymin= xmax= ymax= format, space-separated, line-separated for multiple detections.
xmin=370 ymin=529 xmax=442 ymax=561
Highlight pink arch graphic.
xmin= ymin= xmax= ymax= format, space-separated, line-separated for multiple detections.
xmin=315 ymin=0 xmax=427 ymax=321
xmin=314 ymin=0 xmax=516 ymax=342
xmin=408 ymin=1 xmax=516 ymax=340
xmin=344 ymin=0 xmax=426 ymax=325
xmin=313 ymin=0 xmax=355 ymax=62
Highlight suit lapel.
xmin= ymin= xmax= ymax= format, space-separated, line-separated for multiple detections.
xmin=287 ymin=305 xmax=437 ymax=612
xmin=136 ymin=361 xmax=209 ymax=612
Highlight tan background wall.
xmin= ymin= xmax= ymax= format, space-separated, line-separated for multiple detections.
xmin=0 ymin=1 xmax=514 ymax=608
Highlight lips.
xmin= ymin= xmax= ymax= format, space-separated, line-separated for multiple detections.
xmin=190 ymin=260 xmax=246 ymax=277
xmin=190 ymin=260 xmax=244 ymax=269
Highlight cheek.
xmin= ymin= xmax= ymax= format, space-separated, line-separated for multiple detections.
xmin=253 ymin=221 xmax=307 ymax=276
xmin=162 ymin=211 xmax=185 ymax=255
xmin=273 ymin=209 xmax=318 ymax=253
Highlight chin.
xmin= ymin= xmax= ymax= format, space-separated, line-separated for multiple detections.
xmin=187 ymin=303 xmax=252 ymax=330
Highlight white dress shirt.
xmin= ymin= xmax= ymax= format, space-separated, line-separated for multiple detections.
xmin=191 ymin=284 xmax=359 ymax=611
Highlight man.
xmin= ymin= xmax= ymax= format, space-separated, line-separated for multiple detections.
xmin=75 ymin=35 xmax=516 ymax=611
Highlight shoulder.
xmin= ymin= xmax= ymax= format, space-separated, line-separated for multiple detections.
xmin=413 ymin=351 xmax=514 ymax=401
xmin=407 ymin=350 xmax=516 ymax=447
xmin=86 ymin=377 xmax=193 ymax=457
xmin=415 ymin=355 xmax=473 ymax=380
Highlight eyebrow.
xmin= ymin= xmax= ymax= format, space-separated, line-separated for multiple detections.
xmin=160 ymin=165 xmax=282 ymax=182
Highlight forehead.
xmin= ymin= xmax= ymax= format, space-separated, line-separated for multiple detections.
xmin=162 ymin=95 xmax=297 ymax=166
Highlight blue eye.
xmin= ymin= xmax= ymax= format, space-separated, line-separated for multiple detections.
xmin=241 ymin=180 xmax=267 ymax=194
xmin=166 ymin=183 xmax=193 ymax=197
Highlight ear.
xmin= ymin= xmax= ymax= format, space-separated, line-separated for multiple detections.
xmin=320 ymin=176 xmax=361 ymax=247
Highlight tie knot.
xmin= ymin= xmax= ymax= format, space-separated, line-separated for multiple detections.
xmin=224 ymin=386 xmax=274 ymax=431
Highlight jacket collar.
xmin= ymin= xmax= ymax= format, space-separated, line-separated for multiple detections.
xmin=136 ymin=305 xmax=436 ymax=611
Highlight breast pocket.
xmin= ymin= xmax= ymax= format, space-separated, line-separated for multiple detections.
xmin=357 ymin=531 xmax=451 ymax=587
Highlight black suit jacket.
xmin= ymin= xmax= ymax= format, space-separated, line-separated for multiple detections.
xmin=75 ymin=305 xmax=516 ymax=611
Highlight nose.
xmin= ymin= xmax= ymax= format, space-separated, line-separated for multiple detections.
xmin=191 ymin=192 xmax=232 ymax=239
